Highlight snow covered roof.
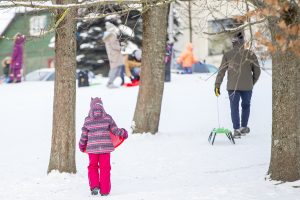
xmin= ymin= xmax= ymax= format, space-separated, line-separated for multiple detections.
xmin=0 ymin=9 xmax=15 ymax=36
xmin=0 ymin=7 xmax=46 ymax=36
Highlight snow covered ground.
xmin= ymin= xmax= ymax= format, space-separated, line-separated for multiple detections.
xmin=0 ymin=71 xmax=299 ymax=200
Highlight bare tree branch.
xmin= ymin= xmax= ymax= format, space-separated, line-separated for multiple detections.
xmin=246 ymin=0 xmax=254 ymax=48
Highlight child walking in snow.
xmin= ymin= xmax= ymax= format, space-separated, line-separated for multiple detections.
xmin=9 ymin=33 xmax=26 ymax=83
xmin=79 ymin=97 xmax=128 ymax=196
xmin=177 ymin=43 xmax=197 ymax=74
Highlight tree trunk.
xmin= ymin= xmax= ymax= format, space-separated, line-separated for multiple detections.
xmin=132 ymin=2 xmax=169 ymax=134
xmin=268 ymin=19 xmax=300 ymax=181
xmin=48 ymin=0 xmax=77 ymax=173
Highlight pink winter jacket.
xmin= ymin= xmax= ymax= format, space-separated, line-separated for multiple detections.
xmin=11 ymin=35 xmax=26 ymax=70
xmin=79 ymin=97 xmax=127 ymax=154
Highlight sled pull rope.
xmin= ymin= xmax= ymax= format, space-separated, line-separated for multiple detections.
xmin=217 ymin=97 xmax=220 ymax=128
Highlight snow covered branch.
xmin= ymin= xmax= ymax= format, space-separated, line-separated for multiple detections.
xmin=0 ymin=0 xmax=141 ymax=9
xmin=203 ymin=18 xmax=267 ymax=35
xmin=0 ymin=0 xmax=174 ymax=40
xmin=79 ymin=0 xmax=175 ymax=20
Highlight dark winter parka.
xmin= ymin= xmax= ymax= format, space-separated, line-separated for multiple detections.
xmin=215 ymin=43 xmax=261 ymax=91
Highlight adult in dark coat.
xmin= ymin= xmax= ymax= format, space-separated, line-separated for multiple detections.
xmin=9 ymin=33 xmax=26 ymax=83
xmin=214 ymin=32 xmax=261 ymax=138
xmin=164 ymin=42 xmax=173 ymax=82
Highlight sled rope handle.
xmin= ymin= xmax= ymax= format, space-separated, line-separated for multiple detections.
xmin=217 ymin=97 xmax=220 ymax=128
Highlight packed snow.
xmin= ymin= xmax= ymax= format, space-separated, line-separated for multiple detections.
xmin=0 ymin=71 xmax=299 ymax=200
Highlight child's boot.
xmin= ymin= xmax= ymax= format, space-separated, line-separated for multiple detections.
xmin=91 ymin=188 xmax=99 ymax=195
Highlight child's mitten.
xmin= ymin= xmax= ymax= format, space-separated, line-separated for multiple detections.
xmin=122 ymin=128 xmax=128 ymax=139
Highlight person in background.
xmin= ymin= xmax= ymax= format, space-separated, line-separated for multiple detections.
xmin=177 ymin=42 xmax=197 ymax=74
xmin=122 ymin=49 xmax=142 ymax=85
xmin=9 ymin=33 xmax=26 ymax=83
xmin=79 ymin=97 xmax=128 ymax=196
xmin=103 ymin=22 xmax=124 ymax=88
xmin=214 ymin=32 xmax=261 ymax=139
xmin=1 ymin=57 xmax=11 ymax=82
xmin=165 ymin=41 xmax=173 ymax=82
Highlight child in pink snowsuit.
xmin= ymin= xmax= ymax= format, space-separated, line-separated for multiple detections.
xmin=79 ymin=97 xmax=128 ymax=196
xmin=9 ymin=33 xmax=26 ymax=83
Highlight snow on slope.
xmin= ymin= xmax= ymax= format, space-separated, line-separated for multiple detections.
xmin=0 ymin=72 xmax=299 ymax=200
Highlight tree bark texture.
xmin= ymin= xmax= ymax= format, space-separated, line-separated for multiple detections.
xmin=132 ymin=3 xmax=168 ymax=134
xmin=268 ymin=19 xmax=300 ymax=181
xmin=48 ymin=0 xmax=77 ymax=173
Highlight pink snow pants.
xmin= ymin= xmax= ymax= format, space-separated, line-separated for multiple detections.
xmin=9 ymin=68 xmax=22 ymax=82
xmin=88 ymin=153 xmax=111 ymax=194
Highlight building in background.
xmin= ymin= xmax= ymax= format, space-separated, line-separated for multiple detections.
xmin=0 ymin=1 xmax=264 ymax=77
xmin=173 ymin=0 xmax=263 ymax=67
xmin=0 ymin=9 xmax=54 ymax=76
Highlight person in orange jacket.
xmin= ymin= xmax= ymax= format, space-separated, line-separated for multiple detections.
xmin=177 ymin=43 xmax=198 ymax=74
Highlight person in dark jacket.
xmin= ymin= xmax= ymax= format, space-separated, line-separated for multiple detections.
xmin=164 ymin=42 xmax=173 ymax=82
xmin=9 ymin=33 xmax=26 ymax=83
xmin=2 ymin=57 xmax=11 ymax=82
xmin=214 ymin=32 xmax=261 ymax=138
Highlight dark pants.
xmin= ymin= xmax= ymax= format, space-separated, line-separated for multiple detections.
xmin=120 ymin=65 xmax=140 ymax=85
xmin=9 ymin=68 xmax=22 ymax=83
xmin=165 ymin=61 xmax=171 ymax=82
xmin=228 ymin=90 xmax=252 ymax=129
xmin=120 ymin=65 xmax=125 ymax=85
xmin=183 ymin=67 xmax=192 ymax=74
